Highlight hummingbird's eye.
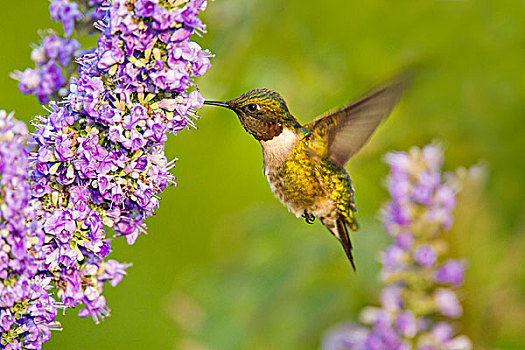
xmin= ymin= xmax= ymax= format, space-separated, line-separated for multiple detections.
xmin=247 ymin=103 xmax=258 ymax=112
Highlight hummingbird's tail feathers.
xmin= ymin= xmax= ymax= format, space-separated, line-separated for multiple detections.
xmin=336 ymin=216 xmax=356 ymax=271
xmin=322 ymin=215 xmax=356 ymax=271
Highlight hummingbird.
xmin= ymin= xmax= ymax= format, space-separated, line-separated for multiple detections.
xmin=204 ymin=77 xmax=405 ymax=270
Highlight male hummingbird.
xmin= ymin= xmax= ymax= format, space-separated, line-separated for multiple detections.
xmin=204 ymin=77 xmax=405 ymax=270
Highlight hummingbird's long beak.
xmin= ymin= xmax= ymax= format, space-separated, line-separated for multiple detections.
xmin=203 ymin=100 xmax=232 ymax=109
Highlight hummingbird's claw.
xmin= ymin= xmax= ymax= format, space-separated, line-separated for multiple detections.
xmin=302 ymin=211 xmax=316 ymax=224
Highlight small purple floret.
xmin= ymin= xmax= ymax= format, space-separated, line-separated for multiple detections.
xmin=435 ymin=260 xmax=465 ymax=287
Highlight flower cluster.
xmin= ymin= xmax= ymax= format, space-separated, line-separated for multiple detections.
xmin=0 ymin=0 xmax=210 ymax=347
xmin=14 ymin=35 xmax=80 ymax=104
xmin=0 ymin=111 xmax=61 ymax=349
xmin=28 ymin=0 xmax=210 ymax=328
xmin=323 ymin=145 xmax=472 ymax=350
xmin=13 ymin=0 xmax=104 ymax=103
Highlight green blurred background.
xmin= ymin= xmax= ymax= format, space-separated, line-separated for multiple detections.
xmin=1 ymin=0 xmax=524 ymax=349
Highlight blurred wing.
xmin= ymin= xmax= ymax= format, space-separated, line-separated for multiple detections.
xmin=305 ymin=75 xmax=407 ymax=166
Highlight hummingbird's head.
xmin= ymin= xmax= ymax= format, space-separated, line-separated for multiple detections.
xmin=204 ymin=89 xmax=301 ymax=141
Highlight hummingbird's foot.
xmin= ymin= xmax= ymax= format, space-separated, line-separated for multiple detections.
xmin=302 ymin=211 xmax=316 ymax=224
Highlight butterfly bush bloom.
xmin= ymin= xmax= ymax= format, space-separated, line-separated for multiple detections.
xmin=13 ymin=0 xmax=105 ymax=103
xmin=0 ymin=111 xmax=62 ymax=349
xmin=323 ymin=144 xmax=473 ymax=350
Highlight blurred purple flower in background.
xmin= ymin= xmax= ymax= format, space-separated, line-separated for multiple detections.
xmin=323 ymin=144 xmax=473 ymax=350
xmin=2 ymin=0 xmax=210 ymax=347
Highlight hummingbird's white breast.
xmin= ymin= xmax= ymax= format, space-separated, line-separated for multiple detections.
xmin=260 ymin=128 xmax=304 ymax=217
xmin=260 ymin=128 xmax=299 ymax=173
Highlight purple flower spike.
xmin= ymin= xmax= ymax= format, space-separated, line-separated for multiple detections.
xmin=323 ymin=144 xmax=473 ymax=350
xmin=6 ymin=0 xmax=211 ymax=347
